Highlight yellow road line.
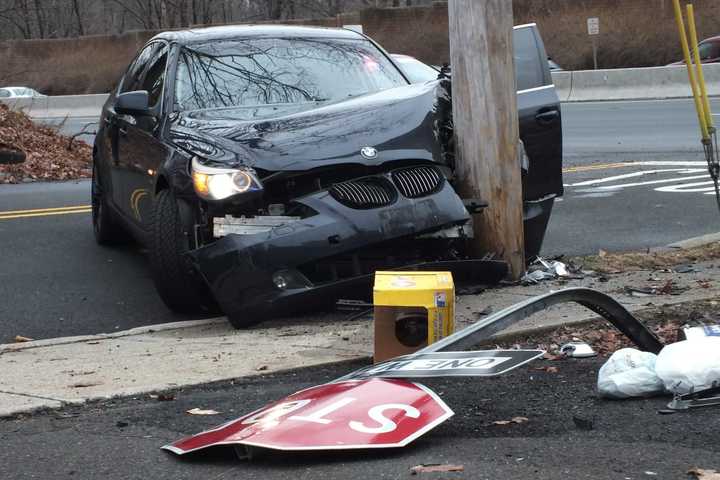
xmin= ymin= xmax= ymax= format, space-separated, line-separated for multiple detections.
xmin=0 ymin=205 xmax=92 ymax=215
xmin=563 ymin=162 xmax=633 ymax=173
xmin=0 ymin=208 xmax=91 ymax=220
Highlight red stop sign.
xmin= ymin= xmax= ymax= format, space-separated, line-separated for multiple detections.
xmin=164 ymin=378 xmax=453 ymax=454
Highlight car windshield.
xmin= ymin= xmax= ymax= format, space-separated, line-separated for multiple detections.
xmin=174 ymin=37 xmax=407 ymax=112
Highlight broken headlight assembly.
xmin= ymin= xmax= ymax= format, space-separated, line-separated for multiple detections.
xmin=191 ymin=157 xmax=263 ymax=201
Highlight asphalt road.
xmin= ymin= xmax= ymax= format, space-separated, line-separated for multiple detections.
xmin=1 ymin=356 xmax=717 ymax=479
xmin=2 ymin=99 xmax=720 ymax=342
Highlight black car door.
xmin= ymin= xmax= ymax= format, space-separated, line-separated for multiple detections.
xmin=107 ymin=43 xmax=158 ymax=211
xmin=117 ymin=43 xmax=171 ymax=230
xmin=513 ymin=24 xmax=563 ymax=201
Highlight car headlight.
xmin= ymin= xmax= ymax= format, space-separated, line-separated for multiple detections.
xmin=191 ymin=157 xmax=262 ymax=201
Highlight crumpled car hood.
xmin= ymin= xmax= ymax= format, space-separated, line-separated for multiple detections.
xmin=169 ymin=79 xmax=452 ymax=172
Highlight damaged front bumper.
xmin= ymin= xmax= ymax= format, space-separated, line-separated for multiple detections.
xmin=188 ymin=180 xmax=507 ymax=326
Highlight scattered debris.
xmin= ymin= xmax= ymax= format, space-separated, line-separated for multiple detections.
xmin=674 ymin=264 xmax=696 ymax=273
xmin=0 ymin=103 xmax=92 ymax=183
xmin=667 ymin=383 xmax=720 ymax=411
xmin=560 ymin=341 xmax=597 ymax=358
xmin=521 ymin=256 xmax=580 ymax=284
xmin=573 ymin=244 xmax=720 ymax=274
xmin=572 ymin=415 xmax=594 ymax=430
xmin=624 ymin=280 xmax=689 ymax=297
xmin=491 ymin=416 xmax=529 ymax=426
xmin=475 ymin=306 xmax=493 ymax=317
xmin=256 ymin=365 xmax=269 ymax=371
xmin=597 ymin=348 xmax=664 ymax=399
xmin=13 ymin=335 xmax=33 ymax=343
xmin=69 ymin=381 xmax=103 ymax=388
xmin=655 ymin=337 xmax=720 ymax=395
xmin=186 ymin=408 xmax=220 ymax=416
xmin=688 ymin=468 xmax=720 ymax=480
xmin=533 ymin=366 xmax=559 ymax=373
xmin=410 ymin=464 xmax=464 ymax=474
xmin=149 ymin=393 xmax=175 ymax=402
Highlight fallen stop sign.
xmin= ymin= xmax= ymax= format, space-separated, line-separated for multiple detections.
xmin=163 ymin=378 xmax=453 ymax=454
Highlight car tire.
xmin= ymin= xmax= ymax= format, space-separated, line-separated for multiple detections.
xmin=92 ymin=162 xmax=128 ymax=245
xmin=150 ymin=189 xmax=215 ymax=314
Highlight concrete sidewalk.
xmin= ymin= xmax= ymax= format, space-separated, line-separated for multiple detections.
xmin=2 ymin=257 xmax=719 ymax=418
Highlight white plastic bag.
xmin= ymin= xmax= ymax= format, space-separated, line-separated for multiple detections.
xmin=597 ymin=348 xmax=665 ymax=399
xmin=655 ymin=337 xmax=720 ymax=395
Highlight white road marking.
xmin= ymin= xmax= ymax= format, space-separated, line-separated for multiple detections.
xmin=565 ymin=161 xmax=716 ymax=198
xmin=566 ymin=168 xmax=705 ymax=187
xmin=594 ymin=174 xmax=710 ymax=190
xmin=655 ymin=180 xmax=717 ymax=193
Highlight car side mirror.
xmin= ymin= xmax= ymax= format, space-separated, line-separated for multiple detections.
xmin=115 ymin=91 xmax=150 ymax=116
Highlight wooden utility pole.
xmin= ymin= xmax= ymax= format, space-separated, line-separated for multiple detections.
xmin=448 ymin=0 xmax=525 ymax=279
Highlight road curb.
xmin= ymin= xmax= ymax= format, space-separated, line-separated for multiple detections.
xmin=0 ymin=317 xmax=227 ymax=353
xmin=666 ymin=232 xmax=720 ymax=250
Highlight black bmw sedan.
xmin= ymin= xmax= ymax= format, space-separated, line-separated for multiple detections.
xmin=92 ymin=25 xmax=562 ymax=328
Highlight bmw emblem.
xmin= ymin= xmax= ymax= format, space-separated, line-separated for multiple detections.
xmin=360 ymin=147 xmax=378 ymax=159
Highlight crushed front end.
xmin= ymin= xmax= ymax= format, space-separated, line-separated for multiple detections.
xmin=188 ymin=162 xmax=507 ymax=327
xmin=174 ymin=80 xmax=508 ymax=327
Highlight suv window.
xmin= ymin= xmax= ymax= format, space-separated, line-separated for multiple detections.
xmin=142 ymin=45 xmax=168 ymax=108
xmin=0 ymin=89 xmax=10 ymax=98
xmin=513 ymin=26 xmax=544 ymax=91
xmin=699 ymin=41 xmax=718 ymax=60
xmin=119 ymin=43 xmax=157 ymax=94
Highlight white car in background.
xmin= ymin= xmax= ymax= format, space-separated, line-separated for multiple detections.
xmin=390 ymin=54 xmax=441 ymax=83
xmin=0 ymin=87 xmax=45 ymax=98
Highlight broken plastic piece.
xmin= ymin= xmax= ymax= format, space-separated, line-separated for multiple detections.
xmin=560 ymin=341 xmax=597 ymax=358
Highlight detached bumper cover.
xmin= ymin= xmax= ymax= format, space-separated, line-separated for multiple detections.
xmin=188 ymin=182 xmax=503 ymax=319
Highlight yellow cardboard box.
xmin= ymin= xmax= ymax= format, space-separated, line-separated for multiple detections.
xmin=373 ymin=271 xmax=455 ymax=362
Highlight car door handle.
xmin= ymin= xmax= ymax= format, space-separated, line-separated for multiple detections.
xmin=535 ymin=109 xmax=559 ymax=125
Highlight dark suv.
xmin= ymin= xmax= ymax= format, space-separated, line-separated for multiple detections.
xmin=92 ymin=24 xmax=562 ymax=328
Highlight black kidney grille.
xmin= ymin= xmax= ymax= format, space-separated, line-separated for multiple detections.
xmin=329 ymin=178 xmax=396 ymax=209
xmin=392 ymin=166 xmax=444 ymax=199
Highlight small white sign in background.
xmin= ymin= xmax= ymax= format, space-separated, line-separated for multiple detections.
xmin=587 ymin=17 xmax=600 ymax=36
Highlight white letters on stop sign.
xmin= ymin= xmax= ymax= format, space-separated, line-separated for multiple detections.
xmin=349 ymin=403 xmax=421 ymax=434
xmin=245 ymin=397 xmax=421 ymax=434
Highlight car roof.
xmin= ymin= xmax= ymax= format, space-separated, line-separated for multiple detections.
xmin=150 ymin=25 xmax=365 ymax=45
xmin=701 ymin=36 xmax=720 ymax=43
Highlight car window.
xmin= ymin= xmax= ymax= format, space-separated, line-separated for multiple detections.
xmin=0 ymin=89 xmax=10 ymax=98
xmin=699 ymin=41 xmax=716 ymax=60
xmin=141 ymin=45 xmax=168 ymax=108
xmin=120 ymin=43 xmax=157 ymax=94
xmin=513 ymin=26 xmax=544 ymax=91
xmin=174 ymin=37 xmax=407 ymax=112
xmin=392 ymin=55 xmax=439 ymax=84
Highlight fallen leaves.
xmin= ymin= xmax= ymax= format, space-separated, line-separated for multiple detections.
xmin=532 ymin=366 xmax=559 ymax=373
xmin=688 ymin=468 xmax=720 ymax=479
xmin=410 ymin=464 xmax=464 ymax=474
xmin=491 ymin=416 xmax=528 ymax=426
xmin=14 ymin=335 xmax=33 ymax=343
xmin=0 ymin=103 xmax=92 ymax=183
xmin=186 ymin=408 xmax=220 ymax=416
